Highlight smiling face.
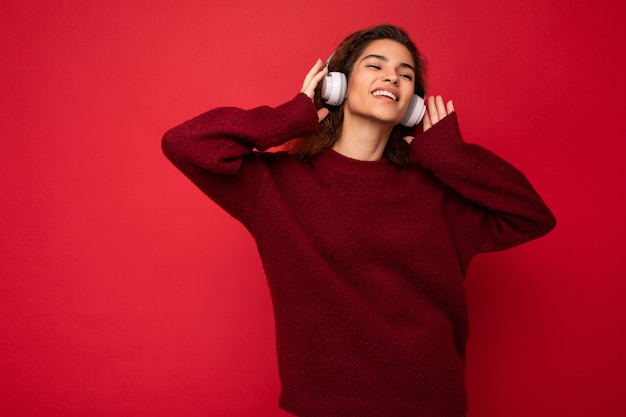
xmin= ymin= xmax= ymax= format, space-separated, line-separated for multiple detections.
xmin=343 ymin=39 xmax=416 ymax=126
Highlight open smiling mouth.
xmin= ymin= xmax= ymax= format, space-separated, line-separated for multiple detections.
xmin=372 ymin=90 xmax=398 ymax=101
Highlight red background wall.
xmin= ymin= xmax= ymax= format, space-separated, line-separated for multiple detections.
xmin=1 ymin=1 xmax=624 ymax=416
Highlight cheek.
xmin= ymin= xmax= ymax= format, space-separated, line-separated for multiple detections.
xmin=344 ymin=87 xmax=365 ymax=108
xmin=346 ymin=72 xmax=370 ymax=96
xmin=402 ymin=85 xmax=416 ymax=103
xmin=345 ymin=82 xmax=358 ymax=99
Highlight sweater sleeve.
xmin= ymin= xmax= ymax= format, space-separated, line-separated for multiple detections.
xmin=161 ymin=93 xmax=320 ymax=225
xmin=410 ymin=113 xmax=556 ymax=255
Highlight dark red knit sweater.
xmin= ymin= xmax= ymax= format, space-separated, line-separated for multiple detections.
xmin=162 ymin=93 xmax=556 ymax=417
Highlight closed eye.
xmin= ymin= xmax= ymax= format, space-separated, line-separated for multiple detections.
xmin=361 ymin=54 xmax=416 ymax=81
xmin=367 ymin=65 xmax=413 ymax=81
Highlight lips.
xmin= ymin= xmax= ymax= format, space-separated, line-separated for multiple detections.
xmin=371 ymin=89 xmax=398 ymax=102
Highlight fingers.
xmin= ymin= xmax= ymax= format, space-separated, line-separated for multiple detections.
xmin=301 ymin=59 xmax=330 ymax=124
xmin=427 ymin=95 xmax=446 ymax=124
xmin=300 ymin=59 xmax=328 ymax=99
xmin=423 ymin=95 xmax=454 ymax=132
xmin=422 ymin=110 xmax=432 ymax=132
xmin=446 ymin=99 xmax=455 ymax=114
xmin=300 ymin=59 xmax=323 ymax=92
xmin=435 ymin=96 xmax=447 ymax=119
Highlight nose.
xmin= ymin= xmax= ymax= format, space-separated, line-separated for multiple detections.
xmin=383 ymin=71 xmax=399 ymax=85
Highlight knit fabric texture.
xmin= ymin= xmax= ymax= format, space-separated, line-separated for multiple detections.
xmin=162 ymin=93 xmax=556 ymax=417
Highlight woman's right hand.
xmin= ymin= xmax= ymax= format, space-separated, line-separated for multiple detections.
xmin=300 ymin=59 xmax=330 ymax=123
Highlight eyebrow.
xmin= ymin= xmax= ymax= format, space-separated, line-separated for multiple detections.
xmin=360 ymin=54 xmax=416 ymax=73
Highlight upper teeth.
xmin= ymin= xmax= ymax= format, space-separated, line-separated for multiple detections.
xmin=372 ymin=90 xmax=397 ymax=101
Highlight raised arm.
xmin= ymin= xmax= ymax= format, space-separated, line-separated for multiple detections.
xmin=407 ymin=96 xmax=556 ymax=254
xmin=161 ymin=94 xmax=319 ymax=175
xmin=161 ymin=93 xmax=319 ymax=224
xmin=161 ymin=61 xmax=327 ymax=225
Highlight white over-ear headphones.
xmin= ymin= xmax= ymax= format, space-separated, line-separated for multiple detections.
xmin=320 ymin=58 xmax=426 ymax=127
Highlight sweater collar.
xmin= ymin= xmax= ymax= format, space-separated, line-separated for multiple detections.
xmin=311 ymin=148 xmax=398 ymax=180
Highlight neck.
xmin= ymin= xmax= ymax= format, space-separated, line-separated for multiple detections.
xmin=332 ymin=113 xmax=394 ymax=161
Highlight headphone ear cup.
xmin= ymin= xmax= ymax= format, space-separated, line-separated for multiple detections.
xmin=400 ymin=95 xmax=426 ymax=127
xmin=321 ymin=72 xmax=347 ymax=106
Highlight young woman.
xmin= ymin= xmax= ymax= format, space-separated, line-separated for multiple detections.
xmin=162 ymin=24 xmax=555 ymax=417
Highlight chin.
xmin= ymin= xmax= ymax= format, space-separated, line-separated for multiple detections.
xmin=369 ymin=108 xmax=406 ymax=125
xmin=372 ymin=113 xmax=403 ymax=125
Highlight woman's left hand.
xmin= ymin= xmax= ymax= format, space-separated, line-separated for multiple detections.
xmin=404 ymin=95 xmax=454 ymax=144
xmin=423 ymin=95 xmax=454 ymax=131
